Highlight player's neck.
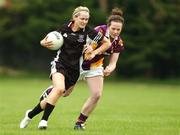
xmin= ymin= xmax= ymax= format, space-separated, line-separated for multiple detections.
xmin=71 ymin=23 xmax=80 ymax=32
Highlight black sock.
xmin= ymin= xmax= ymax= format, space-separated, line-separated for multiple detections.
xmin=76 ymin=113 xmax=88 ymax=124
xmin=41 ymin=103 xmax=55 ymax=121
xmin=28 ymin=103 xmax=43 ymax=119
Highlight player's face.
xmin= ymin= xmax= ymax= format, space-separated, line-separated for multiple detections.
xmin=108 ymin=21 xmax=123 ymax=38
xmin=75 ymin=11 xmax=89 ymax=29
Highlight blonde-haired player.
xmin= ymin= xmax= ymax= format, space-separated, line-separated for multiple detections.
xmin=19 ymin=6 xmax=110 ymax=129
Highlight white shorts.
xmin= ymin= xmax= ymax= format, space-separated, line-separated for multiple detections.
xmin=79 ymin=67 xmax=104 ymax=80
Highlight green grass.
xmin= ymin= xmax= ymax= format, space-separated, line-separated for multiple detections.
xmin=0 ymin=76 xmax=180 ymax=135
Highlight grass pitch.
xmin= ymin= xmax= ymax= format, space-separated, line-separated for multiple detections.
xmin=0 ymin=76 xmax=180 ymax=135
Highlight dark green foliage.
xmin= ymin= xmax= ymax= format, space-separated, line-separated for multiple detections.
xmin=114 ymin=0 xmax=180 ymax=78
xmin=0 ymin=0 xmax=179 ymax=78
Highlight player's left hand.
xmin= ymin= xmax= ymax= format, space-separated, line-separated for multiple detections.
xmin=104 ymin=65 xmax=116 ymax=76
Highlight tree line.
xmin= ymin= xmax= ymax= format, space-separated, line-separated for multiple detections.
xmin=0 ymin=0 xmax=179 ymax=78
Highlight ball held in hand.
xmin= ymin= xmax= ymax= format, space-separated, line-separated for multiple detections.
xmin=46 ymin=31 xmax=64 ymax=50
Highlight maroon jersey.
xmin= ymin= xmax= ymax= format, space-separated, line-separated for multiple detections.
xmin=82 ymin=25 xmax=124 ymax=70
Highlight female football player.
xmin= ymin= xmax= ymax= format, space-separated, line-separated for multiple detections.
xmin=19 ymin=6 xmax=110 ymax=129
xmin=73 ymin=7 xmax=125 ymax=130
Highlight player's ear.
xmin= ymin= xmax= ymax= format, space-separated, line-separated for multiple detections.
xmin=73 ymin=14 xmax=79 ymax=20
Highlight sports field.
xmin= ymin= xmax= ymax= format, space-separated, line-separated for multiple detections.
xmin=0 ymin=76 xmax=180 ymax=135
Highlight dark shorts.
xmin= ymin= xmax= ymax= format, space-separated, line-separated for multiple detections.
xmin=39 ymin=61 xmax=79 ymax=101
xmin=50 ymin=61 xmax=80 ymax=90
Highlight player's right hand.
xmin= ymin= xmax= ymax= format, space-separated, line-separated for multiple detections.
xmin=84 ymin=44 xmax=93 ymax=53
xmin=40 ymin=37 xmax=53 ymax=49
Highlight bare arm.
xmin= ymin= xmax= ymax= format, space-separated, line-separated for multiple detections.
xmin=104 ymin=53 xmax=120 ymax=76
xmin=84 ymin=36 xmax=111 ymax=60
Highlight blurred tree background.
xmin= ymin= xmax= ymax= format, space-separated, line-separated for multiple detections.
xmin=0 ymin=0 xmax=179 ymax=79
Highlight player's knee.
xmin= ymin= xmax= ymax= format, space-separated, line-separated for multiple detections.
xmin=92 ymin=92 xmax=102 ymax=102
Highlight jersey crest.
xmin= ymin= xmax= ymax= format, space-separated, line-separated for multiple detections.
xmin=77 ymin=34 xmax=85 ymax=42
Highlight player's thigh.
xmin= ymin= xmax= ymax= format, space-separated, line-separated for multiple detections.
xmin=52 ymin=72 xmax=65 ymax=90
xmin=86 ymin=76 xmax=104 ymax=95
